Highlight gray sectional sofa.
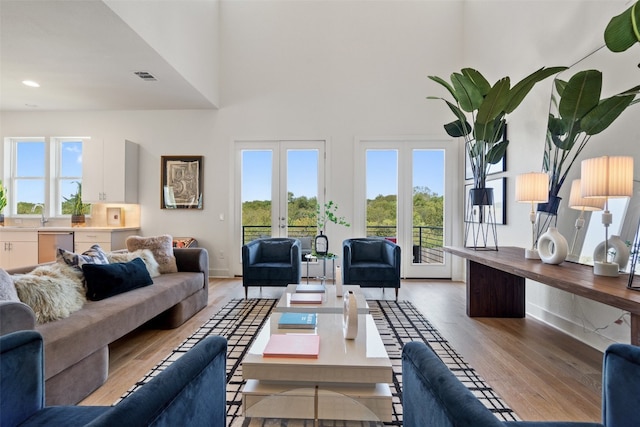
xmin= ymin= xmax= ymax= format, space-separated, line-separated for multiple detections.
xmin=0 ymin=247 xmax=209 ymax=406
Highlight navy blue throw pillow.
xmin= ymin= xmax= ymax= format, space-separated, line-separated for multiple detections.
xmin=83 ymin=257 xmax=153 ymax=301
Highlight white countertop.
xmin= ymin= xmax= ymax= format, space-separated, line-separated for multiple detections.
xmin=1 ymin=226 xmax=140 ymax=232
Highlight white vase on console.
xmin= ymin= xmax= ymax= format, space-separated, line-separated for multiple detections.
xmin=538 ymin=227 xmax=568 ymax=265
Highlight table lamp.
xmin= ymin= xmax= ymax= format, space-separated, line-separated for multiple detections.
xmin=566 ymin=179 xmax=606 ymax=262
xmin=581 ymin=156 xmax=634 ymax=276
xmin=515 ymin=172 xmax=549 ymax=259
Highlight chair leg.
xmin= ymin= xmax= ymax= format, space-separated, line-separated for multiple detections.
xmin=395 ymin=288 xmax=399 ymax=301
xmin=245 ymin=286 xmax=248 ymax=299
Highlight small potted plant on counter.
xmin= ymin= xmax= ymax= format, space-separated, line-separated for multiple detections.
xmin=0 ymin=180 xmax=6 ymax=226
xmin=64 ymin=181 xmax=89 ymax=227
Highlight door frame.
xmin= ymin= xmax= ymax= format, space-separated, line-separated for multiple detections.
xmin=233 ymin=139 xmax=327 ymax=277
xmin=355 ymin=136 xmax=457 ymax=279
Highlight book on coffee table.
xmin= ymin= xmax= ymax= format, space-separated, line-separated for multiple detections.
xmin=263 ymin=333 xmax=320 ymax=358
xmin=278 ymin=312 xmax=317 ymax=329
xmin=295 ymin=284 xmax=326 ymax=293
xmin=290 ymin=293 xmax=323 ymax=304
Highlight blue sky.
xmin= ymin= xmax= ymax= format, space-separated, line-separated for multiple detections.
xmin=16 ymin=140 xmax=83 ymax=203
xmin=242 ymin=149 xmax=444 ymax=202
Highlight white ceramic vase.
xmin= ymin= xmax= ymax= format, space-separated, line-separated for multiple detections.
xmin=538 ymin=227 xmax=568 ymax=265
xmin=593 ymin=235 xmax=630 ymax=270
xmin=343 ymin=291 xmax=358 ymax=339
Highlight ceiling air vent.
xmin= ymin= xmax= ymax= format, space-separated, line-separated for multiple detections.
xmin=134 ymin=71 xmax=157 ymax=81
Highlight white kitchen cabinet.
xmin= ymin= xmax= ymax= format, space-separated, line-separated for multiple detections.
xmin=0 ymin=231 xmax=38 ymax=269
xmin=83 ymin=139 xmax=139 ymax=203
xmin=74 ymin=229 xmax=139 ymax=253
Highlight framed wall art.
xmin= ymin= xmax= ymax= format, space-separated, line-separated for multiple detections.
xmin=106 ymin=207 xmax=124 ymax=226
xmin=161 ymin=155 xmax=203 ymax=209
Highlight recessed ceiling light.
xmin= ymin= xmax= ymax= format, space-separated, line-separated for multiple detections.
xmin=22 ymin=80 xmax=40 ymax=88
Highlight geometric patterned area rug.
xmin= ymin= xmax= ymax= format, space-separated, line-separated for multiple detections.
xmin=117 ymin=298 xmax=519 ymax=426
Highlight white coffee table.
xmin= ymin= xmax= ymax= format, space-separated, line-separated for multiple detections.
xmin=275 ymin=284 xmax=369 ymax=314
xmin=242 ymin=312 xmax=392 ymax=421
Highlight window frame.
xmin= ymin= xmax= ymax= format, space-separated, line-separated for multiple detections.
xmin=3 ymin=136 xmax=90 ymax=218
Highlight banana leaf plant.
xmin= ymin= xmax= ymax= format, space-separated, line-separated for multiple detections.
xmin=428 ymin=66 xmax=566 ymax=189
xmin=604 ymin=0 xmax=640 ymax=53
xmin=543 ymin=69 xmax=640 ymax=203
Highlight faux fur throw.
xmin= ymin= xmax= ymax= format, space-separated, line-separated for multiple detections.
xmin=13 ymin=263 xmax=86 ymax=324
xmin=107 ymin=249 xmax=161 ymax=278
xmin=126 ymin=235 xmax=178 ymax=274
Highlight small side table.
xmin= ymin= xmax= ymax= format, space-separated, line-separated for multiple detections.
xmin=305 ymin=254 xmax=338 ymax=285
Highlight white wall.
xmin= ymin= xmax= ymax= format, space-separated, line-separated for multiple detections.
xmin=1 ymin=0 xmax=638 ymax=351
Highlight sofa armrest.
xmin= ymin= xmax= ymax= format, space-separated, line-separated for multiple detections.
xmin=402 ymin=341 xmax=505 ymax=427
xmin=0 ymin=301 xmax=36 ymax=335
xmin=87 ymin=335 xmax=227 ymax=427
xmin=174 ymin=248 xmax=209 ymax=276
xmin=0 ymin=331 xmax=45 ymax=427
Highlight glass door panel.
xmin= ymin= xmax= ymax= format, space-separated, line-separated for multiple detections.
xmin=411 ymin=149 xmax=445 ymax=266
xmin=366 ymin=150 xmax=398 ymax=241
xmin=241 ymin=150 xmax=273 ymax=243
xmin=286 ymin=149 xmax=319 ymax=245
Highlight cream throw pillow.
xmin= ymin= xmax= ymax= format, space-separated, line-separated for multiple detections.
xmin=107 ymin=249 xmax=161 ymax=278
xmin=126 ymin=235 xmax=178 ymax=274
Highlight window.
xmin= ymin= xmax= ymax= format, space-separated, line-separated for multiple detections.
xmin=4 ymin=137 xmax=90 ymax=217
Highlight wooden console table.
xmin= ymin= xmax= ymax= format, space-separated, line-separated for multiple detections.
xmin=444 ymin=246 xmax=640 ymax=345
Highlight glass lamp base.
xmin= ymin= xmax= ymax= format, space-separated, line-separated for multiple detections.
xmin=593 ymin=261 xmax=619 ymax=277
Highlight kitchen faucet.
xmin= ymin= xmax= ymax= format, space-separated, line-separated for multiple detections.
xmin=32 ymin=203 xmax=49 ymax=226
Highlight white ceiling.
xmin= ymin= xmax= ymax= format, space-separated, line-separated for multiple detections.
xmin=0 ymin=0 xmax=215 ymax=111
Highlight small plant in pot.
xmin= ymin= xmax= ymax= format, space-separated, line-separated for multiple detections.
xmin=0 ymin=180 xmax=7 ymax=226
xmin=314 ymin=200 xmax=350 ymax=256
xmin=64 ymin=181 xmax=89 ymax=227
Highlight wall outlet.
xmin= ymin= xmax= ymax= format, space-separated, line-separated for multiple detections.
xmin=219 ymin=250 xmax=224 ymax=259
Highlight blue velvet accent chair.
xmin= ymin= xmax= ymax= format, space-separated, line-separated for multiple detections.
xmin=602 ymin=343 xmax=640 ymax=427
xmin=242 ymin=237 xmax=302 ymax=298
xmin=1 ymin=330 xmax=227 ymax=427
xmin=402 ymin=341 xmax=605 ymax=427
xmin=342 ymin=238 xmax=401 ymax=300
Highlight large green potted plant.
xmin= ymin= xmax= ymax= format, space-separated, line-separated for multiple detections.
xmin=542 ymin=69 xmax=639 ymax=215
xmin=428 ymin=66 xmax=566 ymax=191
xmin=604 ymin=0 xmax=640 ymax=53
xmin=0 ymin=180 xmax=7 ymax=226
xmin=64 ymin=181 xmax=89 ymax=226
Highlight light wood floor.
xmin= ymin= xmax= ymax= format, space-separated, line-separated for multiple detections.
xmin=80 ymin=278 xmax=603 ymax=423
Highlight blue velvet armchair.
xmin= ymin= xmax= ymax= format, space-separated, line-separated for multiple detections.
xmin=402 ymin=340 xmax=640 ymax=427
xmin=242 ymin=237 xmax=302 ymax=298
xmin=342 ymin=238 xmax=401 ymax=300
xmin=1 ymin=330 xmax=227 ymax=427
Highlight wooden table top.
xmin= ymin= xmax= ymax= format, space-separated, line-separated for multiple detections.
xmin=444 ymin=246 xmax=640 ymax=315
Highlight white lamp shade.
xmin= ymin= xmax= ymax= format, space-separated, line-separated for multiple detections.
xmin=581 ymin=156 xmax=634 ymax=199
xmin=515 ymin=172 xmax=549 ymax=203
xmin=568 ymin=179 xmax=605 ymax=211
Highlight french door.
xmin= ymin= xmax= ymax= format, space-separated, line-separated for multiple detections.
xmin=234 ymin=140 xmax=326 ymax=275
xmin=357 ymin=138 xmax=455 ymax=278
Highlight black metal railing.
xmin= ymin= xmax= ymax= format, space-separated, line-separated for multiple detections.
xmin=242 ymin=224 xmax=444 ymax=264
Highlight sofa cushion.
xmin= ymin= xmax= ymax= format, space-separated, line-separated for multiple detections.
xmin=106 ymin=249 xmax=161 ymax=278
xmin=13 ymin=264 xmax=86 ymax=324
xmin=126 ymin=235 xmax=178 ymax=274
xmin=83 ymin=258 xmax=154 ymax=301
xmin=259 ymin=240 xmax=292 ymax=262
xmin=352 ymin=240 xmax=383 ymax=263
xmin=36 ymin=271 xmax=204 ymax=381
xmin=0 ymin=268 xmax=19 ymax=302
xmin=57 ymin=244 xmax=110 ymax=270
